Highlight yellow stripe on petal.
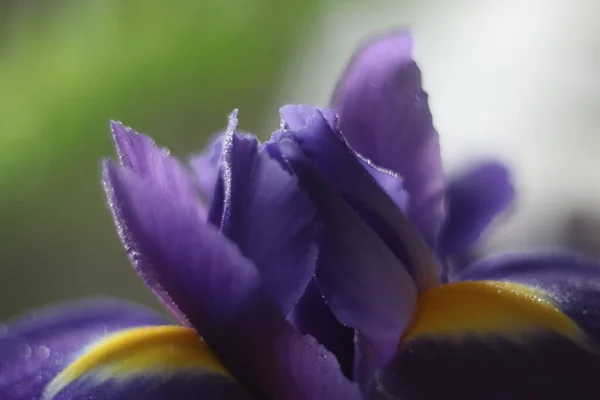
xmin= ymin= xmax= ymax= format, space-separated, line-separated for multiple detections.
xmin=44 ymin=325 xmax=230 ymax=399
xmin=403 ymin=280 xmax=582 ymax=342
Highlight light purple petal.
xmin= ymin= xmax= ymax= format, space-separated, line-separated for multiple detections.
xmin=107 ymin=125 xmax=208 ymax=325
xmin=103 ymin=162 xmax=360 ymax=400
xmin=207 ymin=111 xmax=320 ymax=315
xmin=110 ymin=121 xmax=203 ymax=217
xmin=278 ymin=104 xmax=438 ymax=291
xmin=332 ymin=31 xmax=445 ymax=248
xmin=0 ymin=299 xmax=167 ymax=400
xmin=279 ymin=136 xmax=417 ymax=388
xmin=360 ymin=158 xmax=408 ymax=211
xmin=440 ymin=161 xmax=514 ymax=261
xmin=189 ymin=133 xmax=224 ymax=201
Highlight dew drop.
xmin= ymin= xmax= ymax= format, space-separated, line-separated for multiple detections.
xmin=38 ymin=345 xmax=50 ymax=359
xmin=414 ymin=91 xmax=428 ymax=103
xmin=19 ymin=344 xmax=32 ymax=358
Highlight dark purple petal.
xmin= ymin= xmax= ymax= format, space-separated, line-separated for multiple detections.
xmin=279 ymin=137 xmax=417 ymax=388
xmin=370 ymin=255 xmax=600 ymax=399
xmin=208 ymin=111 xmax=320 ymax=315
xmin=189 ymin=133 xmax=224 ymax=200
xmin=278 ymin=104 xmax=438 ymax=291
xmin=52 ymin=375 xmax=253 ymax=400
xmin=0 ymin=299 xmax=167 ymax=400
xmin=290 ymin=280 xmax=355 ymax=378
xmin=373 ymin=334 xmax=600 ymax=399
xmin=440 ymin=161 xmax=514 ymax=259
xmin=103 ymin=163 xmax=360 ymax=400
xmin=332 ymin=31 xmax=444 ymax=248
xmin=456 ymin=252 xmax=600 ymax=343
xmin=43 ymin=325 xmax=253 ymax=400
xmin=373 ymin=270 xmax=600 ymax=400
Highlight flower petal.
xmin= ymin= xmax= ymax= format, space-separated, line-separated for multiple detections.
xmin=440 ymin=161 xmax=514 ymax=260
xmin=360 ymin=159 xmax=408 ymax=211
xmin=189 ymin=133 xmax=224 ymax=201
xmin=207 ymin=111 xmax=320 ymax=315
xmin=110 ymin=121 xmax=202 ymax=215
xmin=331 ymin=31 xmax=444 ymax=247
xmin=43 ymin=326 xmax=253 ymax=400
xmin=278 ymin=104 xmax=438 ymax=291
xmin=109 ymin=123 xmax=207 ymax=324
xmin=103 ymin=162 xmax=360 ymax=400
xmin=290 ymin=280 xmax=354 ymax=378
xmin=0 ymin=299 xmax=168 ymax=400
xmin=371 ymin=277 xmax=600 ymax=399
xmin=279 ymin=136 xmax=417 ymax=387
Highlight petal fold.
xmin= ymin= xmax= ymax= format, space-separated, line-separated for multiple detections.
xmin=331 ymin=31 xmax=444 ymax=247
xmin=279 ymin=136 xmax=417 ymax=387
xmin=207 ymin=111 xmax=320 ymax=315
xmin=278 ymin=104 xmax=437 ymax=291
xmin=0 ymin=299 xmax=167 ymax=400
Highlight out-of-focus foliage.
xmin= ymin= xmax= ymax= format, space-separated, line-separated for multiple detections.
xmin=0 ymin=0 xmax=319 ymax=317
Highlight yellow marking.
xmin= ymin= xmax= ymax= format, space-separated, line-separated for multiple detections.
xmin=403 ymin=280 xmax=581 ymax=342
xmin=43 ymin=325 xmax=230 ymax=399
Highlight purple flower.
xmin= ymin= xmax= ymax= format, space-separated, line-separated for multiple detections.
xmin=2 ymin=30 xmax=600 ymax=400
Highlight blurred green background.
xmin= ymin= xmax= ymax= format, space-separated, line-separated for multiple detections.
xmin=0 ymin=0 xmax=321 ymax=318
xmin=1 ymin=0 xmax=599 ymax=318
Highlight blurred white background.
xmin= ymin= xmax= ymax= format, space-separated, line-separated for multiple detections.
xmin=270 ymin=0 xmax=600 ymax=256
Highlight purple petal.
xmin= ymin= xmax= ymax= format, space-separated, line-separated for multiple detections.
xmin=103 ymin=162 xmax=360 ymax=400
xmin=372 ymin=271 xmax=600 ymax=398
xmin=189 ymin=133 xmax=224 ymax=201
xmin=279 ymin=137 xmax=417 ymax=387
xmin=110 ymin=121 xmax=203 ymax=217
xmin=208 ymin=111 xmax=320 ymax=315
xmin=360 ymin=158 xmax=408 ymax=211
xmin=44 ymin=326 xmax=253 ymax=400
xmin=278 ymin=104 xmax=438 ymax=291
xmin=440 ymin=161 xmax=515 ymax=259
xmin=0 ymin=299 xmax=167 ymax=400
xmin=332 ymin=31 xmax=444 ymax=248
xmin=107 ymin=126 xmax=208 ymax=325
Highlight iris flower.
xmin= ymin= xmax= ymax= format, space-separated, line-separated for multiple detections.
xmin=2 ymin=31 xmax=600 ymax=400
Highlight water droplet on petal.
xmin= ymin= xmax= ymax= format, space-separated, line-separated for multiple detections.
xmin=19 ymin=344 xmax=32 ymax=358
xmin=38 ymin=346 xmax=50 ymax=359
